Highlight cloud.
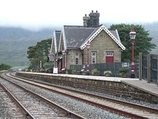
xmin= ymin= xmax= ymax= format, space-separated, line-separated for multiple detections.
xmin=0 ymin=0 xmax=158 ymax=29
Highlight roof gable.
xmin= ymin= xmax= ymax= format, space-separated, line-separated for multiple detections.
xmin=63 ymin=25 xmax=99 ymax=48
xmin=80 ymin=25 xmax=125 ymax=50
xmin=52 ymin=30 xmax=61 ymax=53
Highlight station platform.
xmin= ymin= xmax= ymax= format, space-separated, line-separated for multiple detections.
xmin=53 ymin=74 xmax=158 ymax=97
xmin=121 ymin=79 xmax=158 ymax=97
xmin=17 ymin=72 xmax=158 ymax=98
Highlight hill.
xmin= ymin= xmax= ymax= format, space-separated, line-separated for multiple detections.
xmin=0 ymin=27 xmax=57 ymax=67
xmin=143 ymin=22 xmax=158 ymax=54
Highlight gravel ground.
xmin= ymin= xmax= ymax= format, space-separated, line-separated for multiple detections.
xmin=62 ymin=85 xmax=158 ymax=109
xmin=0 ymin=85 xmax=26 ymax=119
xmin=1 ymin=77 xmax=129 ymax=119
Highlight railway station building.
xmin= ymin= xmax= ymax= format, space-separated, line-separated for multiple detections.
xmin=50 ymin=10 xmax=125 ymax=73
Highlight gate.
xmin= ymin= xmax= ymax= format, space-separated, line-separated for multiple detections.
xmin=139 ymin=52 xmax=158 ymax=85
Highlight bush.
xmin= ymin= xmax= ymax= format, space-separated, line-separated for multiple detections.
xmin=39 ymin=68 xmax=45 ymax=72
xmin=91 ymin=69 xmax=100 ymax=76
xmin=119 ymin=67 xmax=128 ymax=77
xmin=66 ymin=69 xmax=73 ymax=74
xmin=104 ymin=70 xmax=112 ymax=77
xmin=0 ymin=63 xmax=11 ymax=70
xmin=72 ymin=69 xmax=77 ymax=74
xmin=81 ymin=70 xmax=89 ymax=75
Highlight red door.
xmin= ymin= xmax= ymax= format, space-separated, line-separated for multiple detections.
xmin=106 ymin=56 xmax=114 ymax=63
xmin=105 ymin=51 xmax=114 ymax=63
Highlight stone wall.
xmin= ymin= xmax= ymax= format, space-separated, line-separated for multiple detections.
xmin=85 ymin=30 xmax=122 ymax=63
xmin=66 ymin=49 xmax=83 ymax=69
xmin=16 ymin=72 xmax=158 ymax=104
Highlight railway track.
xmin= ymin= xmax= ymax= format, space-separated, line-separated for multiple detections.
xmin=0 ymin=74 xmax=84 ymax=119
xmin=2 ymin=72 xmax=158 ymax=119
xmin=0 ymin=83 xmax=36 ymax=119
xmin=1 ymin=73 xmax=128 ymax=119
xmin=0 ymin=83 xmax=28 ymax=119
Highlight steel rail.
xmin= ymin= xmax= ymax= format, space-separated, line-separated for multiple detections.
xmin=10 ymin=73 xmax=158 ymax=114
xmin=1 ymin=74 xmax=85 ymax=119
xmin=6 ymin=73 xmax=154 ymax=119
xmin=0 ymin=83 xmax=36 ymax=119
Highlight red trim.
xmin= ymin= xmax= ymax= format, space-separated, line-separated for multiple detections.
xmin=106 ymin=56 xmax=114 ymax=63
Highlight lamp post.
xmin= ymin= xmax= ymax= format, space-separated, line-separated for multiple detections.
xmin=129 ymin=29 xmax=136 ymax=78
xmin=53 ymin=54 xmax=58 ymax=74
xmin=62 ymin=50 xmax=66 ymax=72
xmin=48 ymin=53 xmax=58 ymax=73
xmin=86 ymin=41 xmax=90 ymax=74
xmin=40 ymin=60 xmax=42 ymax=69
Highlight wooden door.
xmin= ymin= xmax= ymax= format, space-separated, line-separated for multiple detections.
xmin=106 ymin=56 xmax=114 ymax=63
xmin=105 ymin=51 xmax=114 ymax=63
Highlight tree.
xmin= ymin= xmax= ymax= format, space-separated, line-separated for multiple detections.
xmin=109 ymin=24 xmax=156 ymax=61
xmin=0 ymin=63 xmax=11 ymax=70
xmin=27 ymin=38 xmax=52 ymax=70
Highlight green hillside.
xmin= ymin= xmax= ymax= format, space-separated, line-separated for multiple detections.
xmin=143 ymin=22 xmax=158 ymax=54
xmin=0 ymin=27 xmax=56 ymax=67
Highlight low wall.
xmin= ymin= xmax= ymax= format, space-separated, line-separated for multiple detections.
xmin=16 ymin=72 xmax=158 ymax=104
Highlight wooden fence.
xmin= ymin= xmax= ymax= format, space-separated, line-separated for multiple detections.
xmin=70 ymin=61 xmax=140 ymax=77
xmin=139 ymin=52 xmax=158 ymax=85
xmin=70 ymin=52 xmax=157 ymax=85
xmin=70 ymin=62 xmax=122 ymax=77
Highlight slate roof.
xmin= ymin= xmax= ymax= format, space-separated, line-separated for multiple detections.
xmin=110 ymin=30 xmax=120 ymax=42
xmin=63 ymin=25 xmax=123 ymax=49
xmin=54 ymin=30 xmax=61 ymax=53
xmin=63 ymin=25 xmax=100 ymax=48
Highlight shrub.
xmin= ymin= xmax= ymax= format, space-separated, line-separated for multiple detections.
xmin=0 ymin=63 xmax=11 ymax=70
xmin=82 ymin=70 xmax=89 ymax=75
xmin=104 ymin=70 xmax=112 ymax=77
xmin=72 ymin=69 xmax=77 ymax=74
xmin=119 ymin=67 xmax=128 ymax=77
xmin=66 ymin=69 xmax=73 ymax=74
xmin=91 ymin=69 xmax=100 ymax=76
xmin=39 ymin=68 xmax=45 ymax=72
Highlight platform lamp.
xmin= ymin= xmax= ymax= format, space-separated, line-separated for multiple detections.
xmin=62 ymin=50 xmax=66 ymax=72
xmin=129 ymin=29 xmax=136 ymax=78
xmin=86 ymin=41 xmax=90 ymax=74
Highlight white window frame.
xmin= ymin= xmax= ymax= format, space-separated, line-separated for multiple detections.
xmin=75 ymin=52 xmax=79 ymax=64
xmin=91 ymin=51 xmax=97 ymax=64
xmin=105 ymin=51 xmax=114 ymax=56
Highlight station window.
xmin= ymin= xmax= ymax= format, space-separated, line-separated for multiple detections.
xmin=106 ymin=51 xmax=114 ymax=56
xmin=75 ymin=58 xmax=79 ymax=64
xmin=91 ymin=51 xmax=97 ymax=64
xmin=75 ymin=52 xmax=79 ymax=64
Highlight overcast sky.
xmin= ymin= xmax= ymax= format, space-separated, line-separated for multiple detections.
xmin=0 ymin=0 xmax=157 ymax=30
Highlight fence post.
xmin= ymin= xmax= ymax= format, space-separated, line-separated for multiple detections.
xmin=147 ymin=54 xmax=151 ymax=83
xmin=139 ymin=52 xmax=142 ymax=80
xmin=157 ymin=56 xmax=158 ymax=86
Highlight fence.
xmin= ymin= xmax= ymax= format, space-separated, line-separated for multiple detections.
xmin=70 ymin=62 xmax=137 ymax=77
xmin=139 ymin=52 xmax=158 ymax=85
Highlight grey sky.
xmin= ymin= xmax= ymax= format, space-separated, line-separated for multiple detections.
xmin=0 ymin=0 xmax=157 ymax=29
